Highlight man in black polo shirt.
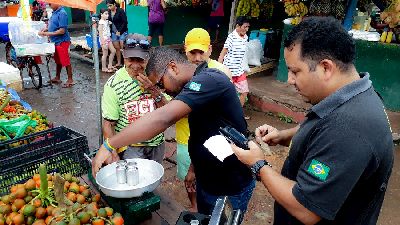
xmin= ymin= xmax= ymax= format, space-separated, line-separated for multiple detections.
xmin=92 ymin=47 xmax=254 ymax=220
xmin=232 ymin=17 xmax=394 ymax=225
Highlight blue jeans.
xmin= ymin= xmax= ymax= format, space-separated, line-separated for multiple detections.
xmin=196 ymin=180 xmax=255 ymax=224
xmin=111 ymin=31 xmax=128 ymax=42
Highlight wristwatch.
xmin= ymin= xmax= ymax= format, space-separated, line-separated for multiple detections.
xmin=154 ymin=94 xmax=163 ymax=103
xmin=251 ymin=160 xmax=272 ymax=181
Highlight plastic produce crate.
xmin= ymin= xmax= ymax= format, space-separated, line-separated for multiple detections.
xmin=88 ymin=168 xmax=161 ymax=225
xmin=0 ymin=126 xmax=90 ymax=196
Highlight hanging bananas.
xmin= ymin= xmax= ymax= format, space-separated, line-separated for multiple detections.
xmin=284 ymin=0 xmax=308 ymax=17
xmin=236 ymin=0 xmax=260 ymax=17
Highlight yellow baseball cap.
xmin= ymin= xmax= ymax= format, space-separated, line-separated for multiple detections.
xmin=185 ymin=28 xmax=210 ymax=53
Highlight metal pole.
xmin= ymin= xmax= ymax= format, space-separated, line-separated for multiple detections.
xmin=91 ymin=14 xmax=103 ymax=146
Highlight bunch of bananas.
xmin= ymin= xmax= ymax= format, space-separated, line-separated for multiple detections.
xmin=284 ymin=0 xmax=308 ymax=17
xmin=380 ymin=0 xmax=400 ymax=28
xmin=250 ymin=0 xmax=260 ymax=17
xmin=236 ymin=0 xmax=251 ymax=16
xmin=236 ymin=0 xmax=260 ymax=17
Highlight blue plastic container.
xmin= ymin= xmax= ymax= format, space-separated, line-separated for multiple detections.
xmin=249 ymin=30 xmax=259 ymax=41
xmin=0 ymin=21 xmax=10 ymax=42
xmin=85 ymin=34 xmax=101 ymax=49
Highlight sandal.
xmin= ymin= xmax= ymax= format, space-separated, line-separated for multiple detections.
xmin=62 ymin=82 xmax=76 ymax=88
xmin=102 ymin=68 xmax=114 ymax=73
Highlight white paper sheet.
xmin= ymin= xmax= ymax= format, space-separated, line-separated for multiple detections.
xmin=204 ymin=135 xmax=234 ymax=162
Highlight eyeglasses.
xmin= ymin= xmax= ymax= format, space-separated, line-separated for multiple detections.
xmin=107 ymin=4 xmax=113 ymax=7
xmin=125 ymin=39 xmax=150 ymax=50
xmin=154 ymin=61 xmax=172 ymax=89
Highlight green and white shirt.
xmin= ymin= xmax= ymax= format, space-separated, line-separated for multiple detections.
xmin=102 ymin=67 xmax=164 ymax=147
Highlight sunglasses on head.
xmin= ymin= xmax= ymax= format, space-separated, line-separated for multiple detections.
xmin=125 ymin=39 xmax=150 ymax=50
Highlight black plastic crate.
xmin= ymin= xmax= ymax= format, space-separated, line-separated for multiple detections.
xmin=0 ymin=126 xmax=90 ymax=196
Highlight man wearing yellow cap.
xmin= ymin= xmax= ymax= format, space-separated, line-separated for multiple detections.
xmin=175 ymin=28 xmax=232 ymax=212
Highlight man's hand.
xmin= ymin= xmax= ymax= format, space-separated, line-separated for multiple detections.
xmin=92 ymin=145 xmax=112 ymax=178
xmin=184 ymin=166 xmax=196 ymax=193
xmin=255 ymin=124 xmax=282 ymax=146
xmin=105 ymin=149 xmax=120 ymax=164
xmin=116 ymin=31 xmax=121 ymax=36
xmin=231 ymin=141 xmax=265 ymax=166
xmin=38 ymin=31 xmax=48 ymax=37
xmin=136 ymin=73 xmax=155 ymax=90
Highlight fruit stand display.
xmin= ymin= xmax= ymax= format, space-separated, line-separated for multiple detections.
xmin=0 ymin=164 xmax=124 ymax=225
xmin=0 ymin=87 xmax=50 ymax=142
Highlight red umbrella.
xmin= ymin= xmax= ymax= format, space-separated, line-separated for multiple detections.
xmin=41 ymin=0 xmax=103 ymax=12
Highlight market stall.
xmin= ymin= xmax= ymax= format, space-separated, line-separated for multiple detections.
xmin=276 ymin=0 xmax=400 ymax=111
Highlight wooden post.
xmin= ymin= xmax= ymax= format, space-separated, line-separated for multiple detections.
xmin=228 ymin=0 xmax=239 ymax=33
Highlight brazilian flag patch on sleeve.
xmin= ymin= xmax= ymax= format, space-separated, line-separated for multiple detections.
xmin=307 ymin=159 xmax=330 ymax=181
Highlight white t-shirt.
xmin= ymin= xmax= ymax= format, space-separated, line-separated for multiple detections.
xmin=222 ymin=30 xmax=248 ymax=76
xmin=98 ymin=19 xmax=111 ymax=39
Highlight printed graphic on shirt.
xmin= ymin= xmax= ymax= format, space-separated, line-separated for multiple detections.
xmin=189 ymin=82 xmax=202 ymax=92
xmin=124 ymin=99 xmax=155 ymax=123
xmin=307 ymin=159 xmax=330 ymax=181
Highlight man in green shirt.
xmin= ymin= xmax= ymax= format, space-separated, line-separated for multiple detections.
xmin=99 ymin=35 xmax=167 ymax=164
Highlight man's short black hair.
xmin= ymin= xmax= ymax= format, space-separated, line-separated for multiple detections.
xmin=236 ymin=16 xmax=250 ymax=26
xmin=106 ymin=0 xmax=117 ymax=5
xmin=145 ymin=47 xmax=190 ymax=78
xmin=284 ymin=16 xmax=355 ymax=72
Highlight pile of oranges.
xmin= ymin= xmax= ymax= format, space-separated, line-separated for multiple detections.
xmin=0 ymin=173 xmax=124 ymax=225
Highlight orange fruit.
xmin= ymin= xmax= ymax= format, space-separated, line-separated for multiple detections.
xmin=33 ymin=219 xmax=46 ymax=225
xmin=92 ymin=194 xmax=100 ymax=203
xmin=46 ymin=206 xmax=54 ymax=216
xmin=6 ymin=212 xmax=18 ymax=224
xmin=104 ymin=207 xmax=113 ymax=217
xmin=25 ymin=179 xmax=36 ymax=191
xmin=55 ymin=220 xmax=67 ymax=225
xmin=36 ymin=180 xmax=41 ymax=188
xmin=1 ymin=195 xmax=10 ymax=205
xmin=24 ymin=195 xmax=33 ymax=203
xmin=81 ymin=190 xmax=90 ymax=198
xmin=91 ymin=218 xmax=104 ymax=225
xmin=111 ymin=216 xmax=124 ymax=225
xmin=35 ymin=207 xmax=47 ymax=219
xmin=76 ymin=195 xmax=85 ymax=204
xmin=0 ymin=205 xmax=12 ymax=215
xmin=69 ymin=183 xmax=79 ymax=194
xmin=96 ymin=208 xmax=107 ymax=218
xmin=10 ymin=185 xmax=18 ymax=193
xmin=23 ymin=204 xmax=36 ymax=217
xmin=67 ymin=192 xmax=77 ymax=203
xmin=12 ymin=213 xmax=24 ymax=225
xmin=45 ymin=216 xmax=54 ymax=225
xmin=86 ymin=203 xmax=98 ymax=213
xmin=26 ymin=216 xmax=35 ymax=225
xmin=33 ymin=199 xmax=42 ymax=207
xmin=33 ymin=174 xmax=40 ymax=181
xmin=15 ymin=188 xmax=28 ymax=199
xmin=79 ymin=186 xmax=86 ymax=194
xmin=13 ymin=199 xmax=25 ymax=210
xmin=77 ymin=212 xmax=90 ymax=224
xmin=64 ymin=181 xmax=70 ymax=189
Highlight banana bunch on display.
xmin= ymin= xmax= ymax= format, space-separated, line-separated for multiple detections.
xmin=284 ymin=0 xmax=308 ymax=17
xmin=250 ymin=0 xmax=260 ymax=17
xmin=380 ymin=0 xmax=400 ymax=28
xmin=236 ymin=0 xmax=251 ymax=16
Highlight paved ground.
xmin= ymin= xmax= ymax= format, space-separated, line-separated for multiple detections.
xmin=1 ymin=42 xmax=399 ymax=224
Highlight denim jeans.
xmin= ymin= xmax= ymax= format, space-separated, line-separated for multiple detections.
xmin=196 ymin=180 xmax=256 ymax=224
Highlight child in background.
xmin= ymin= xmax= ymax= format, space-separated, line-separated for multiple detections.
xmin=98 ymin=9 xmax=117 ymax=73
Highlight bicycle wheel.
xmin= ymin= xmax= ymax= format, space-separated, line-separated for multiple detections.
xmin=29 ymin=63 xmax=43 ymax=89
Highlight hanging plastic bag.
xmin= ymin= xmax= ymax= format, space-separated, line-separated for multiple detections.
xmin=247 ymin=39 xmax=263 ymax=66
xmin=0 ymin=115 xmax=37 ymax=140
xmin=242 ymin=45 xmax=251 ymax=73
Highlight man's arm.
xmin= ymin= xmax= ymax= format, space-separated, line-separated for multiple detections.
xmin=258 ymin=165 xmax=321 ymax=225
xmin=92 ymin=100 xmax=191 ymax=176
xmin=218 ymin=48 xmax=228 ymax=63
xmin=39 ymin=28 xmax=65 ymax=37
xmin=102 ymin=120 xmax=116 ymax=139
xmin=256 ymin=124 xmax=299 ymax=147
xmin=232 ymin=142 xmax=321 ymax=225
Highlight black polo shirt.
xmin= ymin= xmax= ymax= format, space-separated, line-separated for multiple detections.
xmin=274 ymin=73 xmax=394 ymax=225
xmin=175 ymin=63 xmax=253 ymax=195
